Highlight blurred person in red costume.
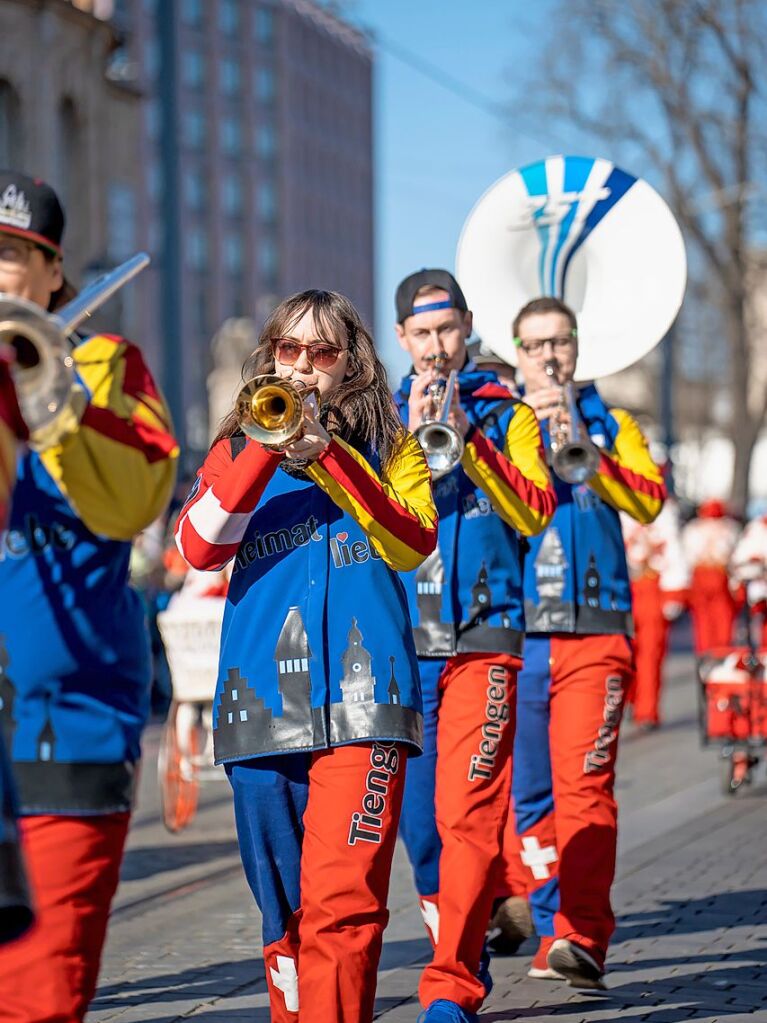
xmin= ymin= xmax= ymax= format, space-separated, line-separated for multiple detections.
xmin=621 ymin=497 xmax=689 ymax=729
xmin=682 ymin=499 xmax=740 ymax=654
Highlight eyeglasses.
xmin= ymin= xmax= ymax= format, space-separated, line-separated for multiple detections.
xmin=271 ymin=337 xmax=347 ymax=371
xmin=0 ymin=238 xmax=39 ymax=267
xmin=514 ymin=333 xmax=576 ymax=357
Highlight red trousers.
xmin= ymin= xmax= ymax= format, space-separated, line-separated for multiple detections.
xmin=508 ymin=635 xmax=633 ymax=964
xmin=629 ymin=576 xmax=670 ymax=726
xmin=229 ymin=744 xmax=406 ymax=1023
xmin=689 ymin=566 xmax=737 ymax=653
xmin=419 ymin=654 xmax=518 ymax=1012
xmin=0 ymin=813 xmax=129 ymax=1023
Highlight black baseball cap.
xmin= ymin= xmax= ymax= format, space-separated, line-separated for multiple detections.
xmin=0 ymin=171 xmax=64 ymax=256
xmin=395 ymin=268 xmax=468 ymax=324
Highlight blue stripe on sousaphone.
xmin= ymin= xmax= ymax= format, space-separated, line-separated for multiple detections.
xmin=546 ymin=156 xmax=597 ymax=296
xmin=519 ymin=160 xmax=552 ymax=298
xmin=558 ymin=165 xmax=636 ymax=298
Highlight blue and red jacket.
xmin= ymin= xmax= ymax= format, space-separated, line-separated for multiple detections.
xmin=0 ymin=334 xmax=178 ymax=815
xmin=523 ymin=384 xmax=666 ymax=634
xmin=176 ymin=430 xmax=438 ymax=763
xmin=394 ymin=368 xmax=555 ymax=659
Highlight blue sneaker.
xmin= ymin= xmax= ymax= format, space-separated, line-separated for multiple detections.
xmin=417 ymin=1000 xmax=479 ymax=1023
xmin=478 ymin=942 xmax=493 ymax=996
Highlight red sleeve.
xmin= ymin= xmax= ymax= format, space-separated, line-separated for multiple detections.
xmin=175 ymin=438 xmax=283 ymax=570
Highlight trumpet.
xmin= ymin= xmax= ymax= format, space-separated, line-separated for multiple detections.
xmin=235 ymin=375 xmax=320 ymax=448
xmin=0 ymin=252 xmax=150 ymax=448
xmin=414 ymin=353 xmax=464 ymax=480
xmin=545 ymin=359 xmax=600 ymax=485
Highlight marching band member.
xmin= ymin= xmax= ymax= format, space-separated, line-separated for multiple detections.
xmin=621 ymin=496 xmax=689 ymax=729
xmin=729 ymin=509 xmax=767 ymax=645
xmin=0 ymin=172 xmax=178 ymax=1021
xmin=0 ymin=351 xmax=33 ymax=946
xmin=682 ymin=500 xmax=741 ymax=654
xmin=507 ymin=297 xmax=665 ymax=989
xmin=176 ymin=290 xmax=437 ymax=1023
xmin=393 ymin=269 xmax=555 ymax=1023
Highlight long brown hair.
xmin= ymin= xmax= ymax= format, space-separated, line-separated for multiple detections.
xmin=214 ymin=290 xmax=403 ymax=465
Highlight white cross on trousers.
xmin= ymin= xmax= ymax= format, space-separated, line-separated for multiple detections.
xmin=419 ymin=899 xmax=440 ymax=945
xmin=270 ymin=954 xmax=299 ymax=1012
xmin=520 ymin=835 xmax=558 ymax=880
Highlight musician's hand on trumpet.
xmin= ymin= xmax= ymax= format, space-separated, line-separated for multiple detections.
xmin=407 ymin=364 xmax=469 ymax=439
xmin=523 ymin=385 xmax=566 ymax=425
xmin=281 ymin=390 xmax=330 ymax=461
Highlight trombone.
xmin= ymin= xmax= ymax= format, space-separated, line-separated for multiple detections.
xmin=0 ymin=253 xmax=150 ymax=448
xmin=414 ymin=353 xmax=464 ymax=480
xmin=235 ymin=375 xmax=320 ymax=448
xmin=544 ymin=358 xmax=600 ymax=485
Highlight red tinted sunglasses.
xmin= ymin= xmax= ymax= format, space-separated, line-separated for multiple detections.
xmin=271 ymin=337 xmax=346 ymax=371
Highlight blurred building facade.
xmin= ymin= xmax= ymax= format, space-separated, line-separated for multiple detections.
xmin=0 ymin=0 xmax=146 ymax=341
xmin=123 ymin=0 xmax=374 ymax=457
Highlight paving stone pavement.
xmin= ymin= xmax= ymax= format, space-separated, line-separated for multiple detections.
xmin=87 ymin=652 xmax=767 ymax=1022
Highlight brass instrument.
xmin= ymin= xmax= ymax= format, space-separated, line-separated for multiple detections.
xmin=0 ymin=252 xmax=150 ymax=447
xmin=414 ymin=353 xmax=464 ymax=480
xmin=235 ymin=375 xmax=320 ymax=448
xmin=545 ymin=359 xmax=600 ymax=485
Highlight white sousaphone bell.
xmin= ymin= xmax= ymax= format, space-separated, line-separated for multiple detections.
xmin=455 ymin=155 xmax=687 ymax=481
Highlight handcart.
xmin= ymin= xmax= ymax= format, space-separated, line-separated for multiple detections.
xmin=696 ymin=587 xmax=767 ymax=794
xmin=156 ymin=593 xmax=227 ymax=831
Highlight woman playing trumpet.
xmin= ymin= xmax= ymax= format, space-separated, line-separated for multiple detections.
xmin=175 ymin=290 xmax=437 ymax=1023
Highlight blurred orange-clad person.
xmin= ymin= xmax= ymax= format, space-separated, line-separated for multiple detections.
xmin=682 ymin=500 xmax=740 ymax=654
xmin=622 ymin=499 xmax=689 ymax=728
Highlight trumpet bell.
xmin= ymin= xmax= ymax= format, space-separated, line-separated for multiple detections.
xmin=235 ymin=375 xmax=312 ymax=447
xmin=0 ymin=294 xmax=75 ymax=440
xmin=552 ymin=440 xmax=601 ymax=486
xmin=415 ymin=421 xmax=464 ymax=480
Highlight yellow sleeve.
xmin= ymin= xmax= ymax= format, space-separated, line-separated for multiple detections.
xmin=305 ymin=431 xmax=438 ymax=572
xmin=461 ymin=401 xmax=556 ymax=536
xmin=39 ymin=334 xmax=179 ymax=540
xmin=588 ymin=409 xmax=666 ymax=525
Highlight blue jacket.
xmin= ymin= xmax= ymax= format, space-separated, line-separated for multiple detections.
xmin=523 ymin=385 xmax=665 ymax=634
xmin=394 ymin=368 xmax=555 ymax=659
xmin=177 ymin=432 xmax=438 ymax=762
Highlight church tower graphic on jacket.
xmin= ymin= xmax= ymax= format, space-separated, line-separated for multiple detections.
xmin=525 ymin=526 xmax=575 ymax=632
xmin=340 ymin=619 xmax=375 ymax=704
xmin=214 ymin=606 xmax=317 ymax=760
xmin=414 ymin=547 xmax=454 ymax=655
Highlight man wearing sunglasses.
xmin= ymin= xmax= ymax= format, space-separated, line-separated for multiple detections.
xmin=503 ymin=296 xmax=665 ymax=990
xmin=392 ymin=269 xmax=556 ymax=1023
xmin=0 ymin=171 xmax=178 ymax=1022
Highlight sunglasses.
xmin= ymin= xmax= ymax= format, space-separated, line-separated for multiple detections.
xmin=271 ymin=337 xmax=347 ymax=371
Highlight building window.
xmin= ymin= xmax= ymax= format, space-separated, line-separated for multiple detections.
xmin=144 ymin=36 xmax=161 ymax=80
xmin=182 ymin=0 xmax=203 ymax=26
xmin=254 ymin=66 xmax=275 ymax=103
xmin=219 ymin=0 xmax=239 ymax=34
xmin=186 ymin=228 xmax=208 ymax=269
xmin=148 ymin=160 xmax=162 ymax=203
xmin=183 ymin=110 xmax=206 ymax=150
xmin=222 ymin=174 xmax=242 ymax=216
xmin=0 ymin=81 xmax=21 ymax=168
xmin=224 ymin=234 xmax=243 ymax=273
xmin=257 ymin=180 xmax=277 ymax=223
xmin=259 ymin=237 xmax=278 ymax=281
xmin=220 ymin=57 xmax=241 ymax=97
xmin=256 ymin=123 xmax=276 ymax=160
xmin=220 ymin=117 xmax=242 ymax=156
xmin=183 ymin=169 xmax=206 ymax=210
xmin=181 ymin=50 xmax=205 ymax=90
xmin=255 ymin=7 xmax=274 ymax=44
xmin=107 ymin=182 xmax=137 ymax=262
xmin=53 ymin=98 xmax=83 ymax=215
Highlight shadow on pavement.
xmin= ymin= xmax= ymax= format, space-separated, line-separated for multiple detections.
xmin=614 ymin=889 xmax=767 ymax=942
xmin=120 ymin=839 xmax=240 ymax=881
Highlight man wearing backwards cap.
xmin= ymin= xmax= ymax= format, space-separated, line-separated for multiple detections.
xmin=0 ymin=171 xmax=178 ymax=1022
xmin=392 ymin=268 xmax=556 ymax=1022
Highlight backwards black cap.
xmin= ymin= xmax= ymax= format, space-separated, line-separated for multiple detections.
xmin=395 ymin=268 xmax=468 ymax=324
xmin=0 ymin=171 xmax=64 ymax=256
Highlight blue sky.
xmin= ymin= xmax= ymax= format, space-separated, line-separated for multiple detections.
xmin=336 ymin=0 xmax=578 ymax=380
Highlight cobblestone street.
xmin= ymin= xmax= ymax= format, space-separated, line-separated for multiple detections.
xmin=87 ymin=652 xmax=767 ymax=1022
